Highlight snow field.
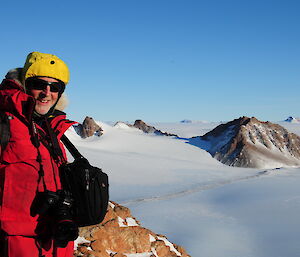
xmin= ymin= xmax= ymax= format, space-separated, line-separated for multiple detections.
xmin=67 ymin=120 xmax=300 ymax=257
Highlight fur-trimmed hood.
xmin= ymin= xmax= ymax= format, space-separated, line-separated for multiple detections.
xmin=4 ymin=68 xmax=68 ymax=111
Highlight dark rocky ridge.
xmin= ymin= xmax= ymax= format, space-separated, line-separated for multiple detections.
xmin=194 ymin=116 xmax=300 ymax=168
xmin=133 ymin=120 xmax=178 ymax=137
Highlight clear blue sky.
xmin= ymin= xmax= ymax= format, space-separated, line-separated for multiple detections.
xmin=0 ymin=0 xmax=299 ymax=123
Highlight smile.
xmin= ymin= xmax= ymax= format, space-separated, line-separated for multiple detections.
xmin=37 ymin=99 xmax=51 ymax=104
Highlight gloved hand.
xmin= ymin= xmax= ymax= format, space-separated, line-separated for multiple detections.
xmin=53 ymin=220 xmax=79 ymax=248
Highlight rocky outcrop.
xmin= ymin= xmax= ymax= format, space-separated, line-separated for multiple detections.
xmin=113 ymin=120 xmax=178 ymax=137
xmin=133 ymin=120 xmax=178 ymax=137
xmin=75 ymin=201 xmax=190 ymax=257
xmin=192 ymin=116 xmax=300 ymax=168
xmin=75 ymin=116 xmax=103 ymax=138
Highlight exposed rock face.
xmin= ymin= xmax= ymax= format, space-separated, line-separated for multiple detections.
xmin=75 ymin=116 xmax=103 ymax=138
xmin=75 ymin=201 xmax=190 ymax=257
xmin=133 ymin=120 xmax=178 ymax=137
xmin=133 ymin=120 xmax=156 ymax=133
xmin=195 ymin=116 xmax=300 ymax=168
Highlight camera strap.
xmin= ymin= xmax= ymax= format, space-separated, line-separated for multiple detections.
xmin=32 ymin=121 xmax=47 ymax=191
xmin=43 ymin=116 xmax=64 ymax=162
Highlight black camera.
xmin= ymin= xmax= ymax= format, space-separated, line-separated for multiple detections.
xmin=30 ymin=190 xmax=60 ymax=216
xmin=30 ymin=190 xmax=79 ymax=247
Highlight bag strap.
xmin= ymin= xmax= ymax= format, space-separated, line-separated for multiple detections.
xmin=0 ymin=112 xmax=11 ymax=152
xmin=61 ymin=134 xmax=84 ymax=160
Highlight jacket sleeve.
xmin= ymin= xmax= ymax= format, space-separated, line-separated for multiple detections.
xmin=0 ymin=79 xmax=35 ymax=116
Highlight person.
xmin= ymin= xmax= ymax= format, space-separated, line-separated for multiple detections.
xmin=0 ymin=52 xmax=78 ymax=257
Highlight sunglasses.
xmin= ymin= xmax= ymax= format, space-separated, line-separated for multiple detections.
xmin=25 ymin=77 xmax=65 ymax=93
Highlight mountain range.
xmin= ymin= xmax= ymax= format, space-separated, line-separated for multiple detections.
xmin=76 ymin=116 xmax=300 ymax=169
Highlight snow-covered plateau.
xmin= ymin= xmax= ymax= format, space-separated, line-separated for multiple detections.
xmin=66 ymin=120 xmax=300 ymax=257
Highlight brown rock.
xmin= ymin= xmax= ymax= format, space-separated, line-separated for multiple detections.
xmin=102 ymin=208 xmax=117 ymax=224
xmin=93 ymin=249 xmax=111 ymax=257
xmin=114 ymin=205 xmax=131 ymax=220
xmin=111 ymin=253 xmax=127 ymax=257
xmin=175 ymin=245 xmax=192 ymax=257
xmin=152 ymin=240 xmax=178 ymax=257
xmin=76 ymin=246 xmax=101 ymax=257
xmin=133 ymin=120 xmax=156 ymax=133
xmin=77 ymin=246 xmax=89 ymax=254
xmin=75 ymin=201 xmax=190 ymax=257
xmin=91 ymin=226 xmax=154 ymax=253
xmin=81 ymin=116 xmax=103 ymax=138
xmin=113 ymin=120 xmax=177 ymax=137
xmin=198 ymin=116 xmax=300 ymax=168
xmin=133 ymin=120 xmax=178 ymax=137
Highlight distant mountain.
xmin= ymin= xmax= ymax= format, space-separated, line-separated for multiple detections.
xmin=284 ymin=116 xmax=300 ymax=123
xmin=113 ymin=120 xmax=178 ymax=137
xmin=74 ymin=116 xmax=103 ymax=138
xmin=191 ymin=116 xmax=300 ymax=168
xmin=180 ymin=119 xmax=193 ymax=123
xmin=133 ymin=120 xmax=178 ymax=136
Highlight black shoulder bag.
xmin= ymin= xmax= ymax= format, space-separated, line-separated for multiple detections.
xmin=60 ymin=134 xmax=109 ymax=227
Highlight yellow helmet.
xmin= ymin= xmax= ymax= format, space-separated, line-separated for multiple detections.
xmin=23 ymin=52 xmax=70 ymax=84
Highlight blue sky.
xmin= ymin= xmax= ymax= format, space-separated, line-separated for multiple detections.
xmin=0 ymin=0 xmax=299 ymax=123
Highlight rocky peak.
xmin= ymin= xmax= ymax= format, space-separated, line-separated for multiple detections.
xmin=133 ymin=119 xmax=178 ymax=137
xmin=133 ymin=120 xmax=156 ymax=134
xmin=199 ymin=116 xmax=300 ymax=168
xmin=74 ymin=116 xmax=103 ymax=138
xmin=75 ymin=201 xmax=190 ymax=257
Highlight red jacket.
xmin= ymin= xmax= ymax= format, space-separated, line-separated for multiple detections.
xmin=0 ymin=79 xmax=76 ymax=236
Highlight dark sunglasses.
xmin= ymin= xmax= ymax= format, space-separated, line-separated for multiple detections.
xmin=25 ymin=77 xmax=65 ymax=93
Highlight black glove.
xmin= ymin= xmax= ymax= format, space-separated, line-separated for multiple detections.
xmin=53 ymin=220 xmax=79 ymax=248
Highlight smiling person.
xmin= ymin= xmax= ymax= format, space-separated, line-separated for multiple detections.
xmin=0 ymin=52 xmax=78 ymax=257
xmin=26 ymin=76 xmax=63 ymax=115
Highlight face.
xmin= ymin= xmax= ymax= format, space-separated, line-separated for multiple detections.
xmin=29 ymin=77 xmax=59 ymax=115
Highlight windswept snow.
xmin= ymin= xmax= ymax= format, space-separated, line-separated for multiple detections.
xmin=66 ymin=121 xmax=300 ymax=257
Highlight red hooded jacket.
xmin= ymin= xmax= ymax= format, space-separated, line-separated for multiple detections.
xmin=0 ymin=78 xmax=76 ymax=236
